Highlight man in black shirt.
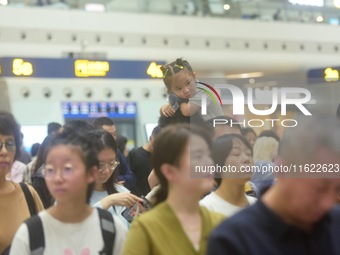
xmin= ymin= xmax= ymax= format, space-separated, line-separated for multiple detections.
xmin=207 ymin=115 xmax=340 ymax=255
xmin=128 ymin=126 xmax=160 ymax=197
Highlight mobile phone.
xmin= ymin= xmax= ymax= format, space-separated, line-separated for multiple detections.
xmin=121 ymin=196 xmax=152 ymax=223
xmin=121 ymin=203 xmax=138 ymax=223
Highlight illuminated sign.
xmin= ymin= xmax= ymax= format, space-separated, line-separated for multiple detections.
xmin=75 ymin=60 xmax=109 ymax=77
xmin=308 ymin=66 xmax=340 ymax=84
xmin=324 ymin=67 xmax=339 ymax=82
xmin=12 ymin=59 xmax=33 ymax=76
xmin=0 ymin=57 xmax=166 ymax=79
xmin=146 ymin=62 xmax=163 ymax=78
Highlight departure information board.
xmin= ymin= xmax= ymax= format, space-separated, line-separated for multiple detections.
xmin=62 ymin=101 xmax=137 ymax=119
xmin=0 ymin=57 xmax=165 ymax=79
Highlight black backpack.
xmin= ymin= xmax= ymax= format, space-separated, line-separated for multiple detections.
xmin=25 ymin=208 xmax=116 ymax=255
xmin=1 ymin=183 xmax=37 ymax=255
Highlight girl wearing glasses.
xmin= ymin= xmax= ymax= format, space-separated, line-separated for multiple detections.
xmin=88 ymin=130 xmax=143 ymax=228
xmin=10 ymin=131 xmax=127 ymax=254
xmin=159 ymin=58 xmax=223 ymax=122
xmin=123 ymin=124 xmax=224 ymax=255
xmin=0 ymin=112 xmax=43 ymax=254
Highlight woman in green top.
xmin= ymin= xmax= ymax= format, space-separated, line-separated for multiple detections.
xmin=123 ymin=124 xmax=224 ymax=255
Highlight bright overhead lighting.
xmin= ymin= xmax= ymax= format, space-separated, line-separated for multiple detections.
xmin=335 ymin=0 xmax=340 ymax=8
xmin=225 ymin=72 xmax=264 ymax=79
xmin=316 ymin=15 xmax=324 ymax=22
xmin=288 ymin=0 xmax=324 ymax=7
xmin=85 ymin=3 xmax=105 ymax=12
xmin=0 ymin=0 xmax=8 ymax=5
xmin=223 ymin=4 xmax=231 ymax=10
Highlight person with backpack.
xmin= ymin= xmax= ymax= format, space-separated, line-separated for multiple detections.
xmin=87 ymin=130 xmax=143 ymax=229
xmin=10 ymin=132 xmax=127 ymax=255
xmin=0 ymin=112 xmax=43 ymax=254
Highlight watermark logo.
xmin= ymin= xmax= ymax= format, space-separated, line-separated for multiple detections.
xmin=197 ymin=81 xmax=222 ymax=105
xmin=197 ymin=82 xmax=222 ymax=114
xmin=201 ymin=84 xmax=312 ymax=116
xmin=197 ymin=83 xmax=314 ymax=128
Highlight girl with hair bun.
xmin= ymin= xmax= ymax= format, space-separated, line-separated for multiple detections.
xmin=159 ymin=58 xmax=223 ymax=124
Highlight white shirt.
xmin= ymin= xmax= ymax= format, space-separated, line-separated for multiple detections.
xmin=190 ymin=89 xmax=224 ymax=121
xmin=10 ymin=209 xmax=127 ymax=255
xmin=200 ymin=192 xmax=257 ymax=217
xmin=90 ymin=184 xmax=131 ymax=228
xmin=6 ymin=161 xmax=27 ymax=183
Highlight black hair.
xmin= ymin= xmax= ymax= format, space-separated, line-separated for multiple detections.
xmin=33 ymin=135 xmax=52 ymax=175
xmin=30 ymin=143 xmax=41 ymax=158
xmin=92 ymin=117 xmax=115 ymax=129
xmin=116 ymin=135 xmax=128 ymax=154
xmin=152 ymin=124 xmax=211 ymax=206
xmin=212 ymin=134 xmax=253 ymax=186
xmin=158 ymin=110 xmax=190 ymax=128
xmin=205 ymin=115 xmax=242 ymax=136
xmin=151 ymin=126 xmax=161 ymax=137
xmin=241 ymin=127 xmax=257 ymax=137
xmin=63 ymin=120 xmax=94 ymax=136
xmin=31 ymin=135 xmax=54 ymax=208
xmin=47 ymin=131 xmax=100 ymax=203
xmin=160 ymin=58 xmax=194 ymax=92
xmin=0 ymin=111 xmax=22 ymax=160
xmin=47 ymin=122 xmax=62 ymax=136
xmin=258 ymin=130 xmax=280 ymax=142
xmin=86 ymin=130 xmax=118 ymax=195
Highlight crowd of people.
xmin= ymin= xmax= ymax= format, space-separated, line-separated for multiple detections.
xmin=1 ymin=58 xmax=340 ymax=255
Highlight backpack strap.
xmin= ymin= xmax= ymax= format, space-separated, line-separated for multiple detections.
xmin=25 ymin=215 xmax=45 ymax=255
xmin=97 ymin=208 xmax=116 ymax=255
xmin=20 ymin=182 xmax=37 ymax=216
xmin=23 ymin=208 xmax=115 ymax=255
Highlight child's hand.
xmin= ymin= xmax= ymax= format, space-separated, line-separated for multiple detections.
xmin=161 ymin=104 xmax=175 ymax=117
xmin=169 ymin=93 xmax=181 ymax=111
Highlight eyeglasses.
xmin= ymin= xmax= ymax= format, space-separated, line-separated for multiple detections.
xmin=42 ymin=165 xmax=75 ymax=180
xmin=0 ymin=141 xmax=16 ymax=152
xmin=98 ymin=160 xmax=119 ymax=173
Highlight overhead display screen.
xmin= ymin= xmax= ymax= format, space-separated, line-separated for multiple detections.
xmin=0 ymin=57 xmax=165 ymax=79
xmin=62 ymin=101 xmax=137 ymax=119
xmin=307 ymin=66 xmax=340 ymax=84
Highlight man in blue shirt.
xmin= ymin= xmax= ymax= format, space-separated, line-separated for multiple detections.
xmin=207 ymin=115 xmax=340 ymax=255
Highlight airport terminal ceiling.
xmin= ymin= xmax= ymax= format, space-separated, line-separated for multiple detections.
xmin=1 ymin=2 xmax=340 ymax=146
xmin=1 ymin=1 xmax=340 ymax=78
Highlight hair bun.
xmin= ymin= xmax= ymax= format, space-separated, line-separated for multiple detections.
xmin=160 ymin=65 xmax=166 ymax=74
xmin=176 ymin=58 xmax=183 ymax=65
